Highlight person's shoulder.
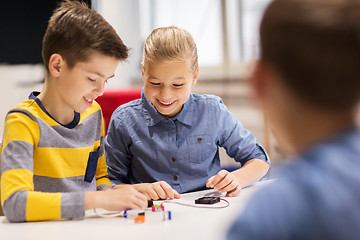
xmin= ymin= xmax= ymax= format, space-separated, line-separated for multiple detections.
xmin=192 ymin=93 xmax=222 ymax=102
xmin=227 ymin=177 xmax=307 ymax=239
xmin=7 ymin=98 xmax=40 ymax=120
xmin=111 ymin=98 xmax=143 ymax=120
xmin=191 ymin=93 xmax=224 ymax=109
xmin=323 ymin=128 xmax=360 ymax=159
xmin=301 ymin=128 xmax=360 ymax=176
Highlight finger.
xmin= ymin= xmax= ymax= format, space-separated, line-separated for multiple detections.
xmin=135 ymin=190 xmax=148 ymax=204
xmin=226 ymin=185 xmax=242 ymax=197
xmin=214 ymin=175 xmax=233 ymax=191
xmin=136 ymin=186 xmax=152 ymax=200
xmin=206 ymin=176 xmax=216 ymax=188
xmin=130 ymin=202 xmax=142 ymax=210
xmin=152 ymin=183 xmax=167 ymax=199
xmin=136 ymin=187 xmax=151 ymax=200
xmin=134 ymin=196 xmax=148 ymax=210
xmin=146 ymin=186 xmax=161 ymax=200
xmin=142 ymin=192 xmax=151 ymax=200
xmin=159 ymin=181 xmax=175 ymax=199
xmin=211 ymin=170 xmax=229 ymax=189
xmin=218 ymin=180 xmax=238 ymax=193
xmin=113 ymin=184 xmax=124 ymax=190
xmin=173 ymin=189 xmax=181 ymax=199
xmin=136 ymin=192 xmax=149 ymax=209
xmin=127 ymin=189 xmax=147 ymax=210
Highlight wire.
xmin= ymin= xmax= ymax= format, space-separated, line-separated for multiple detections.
xmin=93 ymin=197 xmax=230 ymax=218
xmin=164 ymin=198 xmax=230 ymax=209
xmin=93 ymin=208 xmax=124 ymax=218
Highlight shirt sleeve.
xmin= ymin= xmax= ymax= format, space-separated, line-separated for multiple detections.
xmin=105 ymin=110 xmax=132 ymax=186
xmin=215 ymin=98 xmax=270 ymax=166
xmin=1 ymin=111 xmax=84 ymax=222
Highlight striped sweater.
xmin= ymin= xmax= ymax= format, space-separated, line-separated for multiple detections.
xmin=0 ymin=92 xmax=111 ymax=222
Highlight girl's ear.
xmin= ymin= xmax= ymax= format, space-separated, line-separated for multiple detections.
xmin=48 ymin=54 xmax=64 ymax=77
xmin=192 ymin=66 xmax=200 ymax=87
xmin=141 ymin=64 xmax=146 ymax=84
xmin=141 ymin=64 xmax=145 ymax=77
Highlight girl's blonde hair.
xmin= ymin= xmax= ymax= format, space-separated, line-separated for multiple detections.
xmin=141 ymin=26 xmax=198 ymax=73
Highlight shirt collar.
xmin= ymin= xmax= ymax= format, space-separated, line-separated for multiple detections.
xmin=174 ymin=93 xmax=193 ymax=126
xmin=29 ymin=91 xmax=80 ymax=129
xmin=141 ymin=89 xmax=194 ymax=127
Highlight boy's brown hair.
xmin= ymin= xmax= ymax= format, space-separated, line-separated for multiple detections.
xmin=42 ymin=0 xmax=128 ymax=73
xmin=260 ymin=0 xmax=360 ymax=110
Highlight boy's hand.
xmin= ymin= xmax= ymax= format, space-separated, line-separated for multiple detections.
xmin=122 ymin=181 xmax=181 ymax=200
xmin=85 ymin=185 xmax=148 ymax=211
xmin=206 ymin=170 xmax=242 ymax=197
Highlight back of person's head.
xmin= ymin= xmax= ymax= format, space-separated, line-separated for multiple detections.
xmin=42 ymin=0 xmax=128 ymax=74
xmin=260 ymin=0 xmax=360 ymax=111
xmin=141 ymin=26 xmax=198 ymax=73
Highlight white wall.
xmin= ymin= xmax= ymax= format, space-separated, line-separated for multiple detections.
xmin=96 ymin=0 xmax=143 ymax=88
xmin=0 ymin=64 xmax=44 ymax=139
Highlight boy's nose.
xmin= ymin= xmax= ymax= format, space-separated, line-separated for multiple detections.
xmin=94 ymin=82 xmax=105 ymax=97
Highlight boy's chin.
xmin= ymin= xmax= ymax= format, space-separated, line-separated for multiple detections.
xmin=74 ymin=106 xmax=88 ymax=114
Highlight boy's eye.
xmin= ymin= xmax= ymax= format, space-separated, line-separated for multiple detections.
xmin=150 ymin=82 xmax=161 ymax=86
xmin=173 ymin=84 xmax=184 ymax=87
xmin=88 ymin=77 xmax=96 ymax=82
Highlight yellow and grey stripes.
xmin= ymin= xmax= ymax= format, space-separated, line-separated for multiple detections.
xmin=1 ymin=95 xmax=111 ymax=222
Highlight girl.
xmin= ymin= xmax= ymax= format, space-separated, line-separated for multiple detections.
xmin=105 ymin=26 xmax=270 ymax=200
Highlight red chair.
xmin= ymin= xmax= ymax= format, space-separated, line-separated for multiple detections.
xmin=96 ymin=88 xmax=142 ymax=134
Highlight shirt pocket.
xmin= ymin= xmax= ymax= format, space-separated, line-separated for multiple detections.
xmin=186 ymin=134 xmax=213 ymax=164
xmin=84 ymin=147 xmax=100 ymax=182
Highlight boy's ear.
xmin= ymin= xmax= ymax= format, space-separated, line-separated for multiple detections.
xmin=48 ymin=53 xmax=64 ymax=77
xmin=251 ymin=60 xmax=268 ymax=101
xmin=192 ymin=67 xmax=199 ymax=87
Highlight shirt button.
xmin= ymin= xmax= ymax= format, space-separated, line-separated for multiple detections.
xmin=173 ymin=175 xmax=178 ymax=181
xmin=171 ymin=157 xmax=176 ymax=162
xmin=197 ymin=137 xmax=202 ymax=143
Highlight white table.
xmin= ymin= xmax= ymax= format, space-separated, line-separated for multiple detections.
xmin=0 ymin=180 xmax=271 ymax=240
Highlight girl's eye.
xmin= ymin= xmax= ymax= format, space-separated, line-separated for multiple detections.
xmin=173 ymin=84 xmax=184 ymax=87
xmin=150 ymin=82 xmax=160 ymax=86
xmin=88 ymin=77 xmax=96 ymax=82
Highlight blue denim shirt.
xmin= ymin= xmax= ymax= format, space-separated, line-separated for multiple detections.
xmin=105 ymin=91 xmax=269 ymax=193
xmin=227 ymin=128 xmax=360 ymax=240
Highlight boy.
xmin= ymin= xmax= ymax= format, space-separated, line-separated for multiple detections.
xmin=228 ymin=0 xmax=360 ymax=239
xmin=105 ymin=26 xmax=270 ymax=200
xmin=0 ymin=0 xmax=147 ymax=222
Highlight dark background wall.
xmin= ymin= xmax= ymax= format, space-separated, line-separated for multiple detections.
xmin=0 ymin=0 xmax=91 ymax=65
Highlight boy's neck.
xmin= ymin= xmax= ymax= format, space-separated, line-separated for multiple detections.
xmin=37 ymin=79 xmax=75 ymax=125
xmin=287 ymin=106 xmax=357 ymax=155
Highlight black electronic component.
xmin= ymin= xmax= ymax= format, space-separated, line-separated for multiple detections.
xmin=147 ymin=200 xmax=154 ymax=208
xmin=195 ymin=197 xmax=220 ymax=204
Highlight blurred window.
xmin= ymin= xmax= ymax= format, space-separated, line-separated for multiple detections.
xmin=138 ymin=0 xmax=272 ymax=68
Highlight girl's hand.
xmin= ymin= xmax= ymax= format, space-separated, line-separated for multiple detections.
xmin=206 ymin=170 xmax=242 ymax=197
xmin=128 ymin=181 xmax=181 ymax=200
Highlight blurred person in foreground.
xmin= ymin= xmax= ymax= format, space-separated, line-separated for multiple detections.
xmin=227 ymin=0 xmax=360 ymax=239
